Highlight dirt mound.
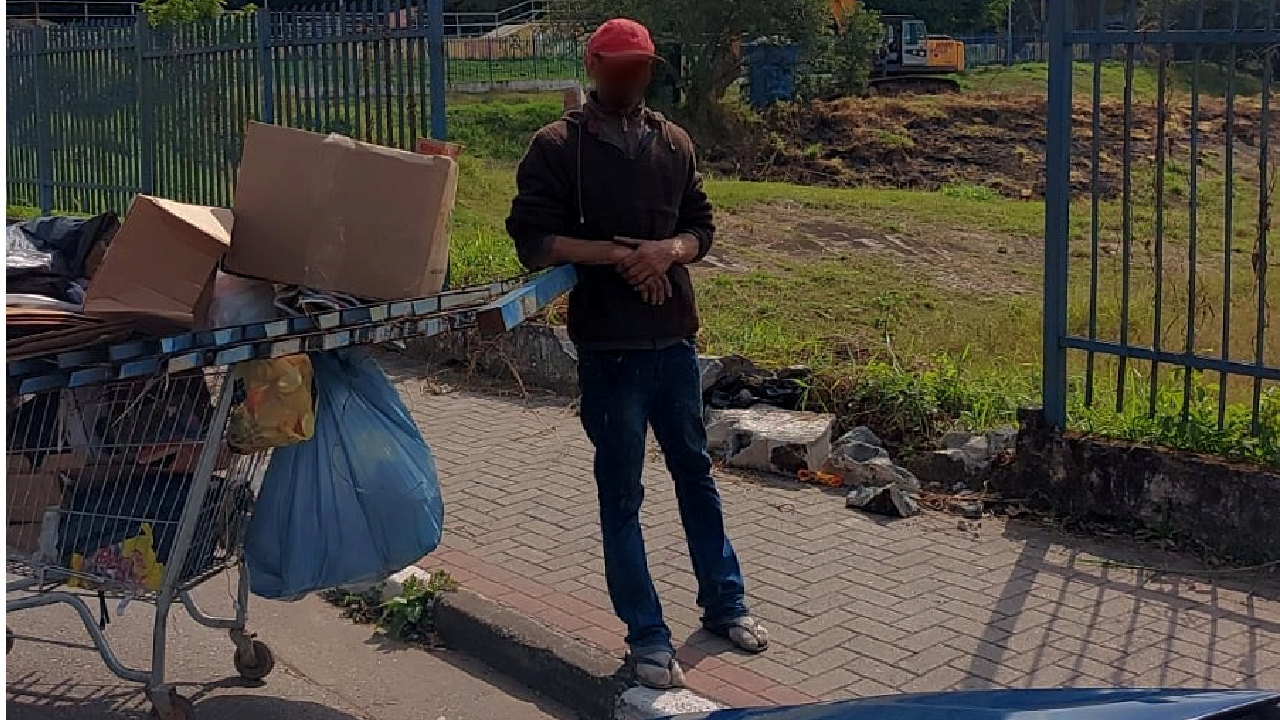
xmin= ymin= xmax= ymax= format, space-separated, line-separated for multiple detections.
xmin=710 ymin=94 xmax=1275 ymax=199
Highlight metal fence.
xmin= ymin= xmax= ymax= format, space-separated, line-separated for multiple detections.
xmin=6 ymin=0 xmax=448 ymax=216
xmin=1041 ymin=0 xmax=1278 ymax=440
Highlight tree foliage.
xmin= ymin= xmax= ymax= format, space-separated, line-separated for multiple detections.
xmin=552 ymin=0 xmax=831 ymax=132
xmin=808 ymin=3 xmax=885 ymax=97
xmin=862 ymin=0 xmax=1010 ymax=33
xmin=141 ymin=0 xmax=225 ymax=26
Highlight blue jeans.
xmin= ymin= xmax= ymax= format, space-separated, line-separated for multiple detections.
xmin=577 ymin=340 xmax=748 ymax=651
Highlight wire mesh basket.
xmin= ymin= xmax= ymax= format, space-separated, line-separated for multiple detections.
xmin=6 ymin=366 xmax=275 ymax=719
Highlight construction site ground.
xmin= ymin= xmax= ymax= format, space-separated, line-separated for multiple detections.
xmin=379 ymin=354 xmax=1280 ymax=708
xmin=720 ymin=93 xmax=1277 ymax=199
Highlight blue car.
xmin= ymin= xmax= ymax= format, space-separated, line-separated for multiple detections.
xmin=668 ymin=688 xmax=1280 ymax=720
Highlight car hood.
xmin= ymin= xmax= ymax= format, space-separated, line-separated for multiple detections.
xmin=675 ymin=689 xmax=1280 ymax=720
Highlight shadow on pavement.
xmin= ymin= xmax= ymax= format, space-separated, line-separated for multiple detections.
xmin=969 ymin=521 xmax=1280 ymax=691
xmin=6 ymin=674 xmax=362 ymax=720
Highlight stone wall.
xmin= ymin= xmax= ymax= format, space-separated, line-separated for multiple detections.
xmin=1007 ymin=408 xmax=1280 ymax=564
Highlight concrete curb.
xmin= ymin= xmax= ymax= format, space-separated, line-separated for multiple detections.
xmin=617 ymin=687 xmax=724 ymax=720
xmin=390 ymin=567 xmax=723 ymax=720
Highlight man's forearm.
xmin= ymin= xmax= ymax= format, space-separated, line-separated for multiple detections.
xmin=544 ymin=236 xmax=628 ymax=266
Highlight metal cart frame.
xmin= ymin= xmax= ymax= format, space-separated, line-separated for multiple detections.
xmin=6 ymin=267 xmax=575 ymax=719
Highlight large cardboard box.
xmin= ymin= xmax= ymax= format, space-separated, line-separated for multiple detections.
xmin=226 ymin=122 xmax=458 ymax=301
xmin=83 ymin=196 xmax=233 ymax=327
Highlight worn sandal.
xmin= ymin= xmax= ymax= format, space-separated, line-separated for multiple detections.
xmin=705 ymin=615 xmax=770 ymax=653
xmin=629 ymin=647 xmax=687 ymax=689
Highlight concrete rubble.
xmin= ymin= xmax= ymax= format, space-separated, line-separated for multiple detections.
xmin=822 ymin=426 xmax=923 ymax=518
xmin=706 ymin=406 xmax=834 ymax=475
xmin=907 ymin=428 xmax=1019 ymax=491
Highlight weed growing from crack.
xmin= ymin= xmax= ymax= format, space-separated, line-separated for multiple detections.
xmin=322 ymin=570 xmax=459 ymax=643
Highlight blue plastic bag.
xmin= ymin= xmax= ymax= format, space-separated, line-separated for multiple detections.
xmin=244 ymin=348 xmax=444 ymax=599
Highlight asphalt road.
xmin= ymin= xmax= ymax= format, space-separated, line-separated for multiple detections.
xmin=6 ymin=579 xmax=579 ymax=720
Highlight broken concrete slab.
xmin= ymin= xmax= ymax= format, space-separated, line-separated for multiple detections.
xmin=822 ymin=454 xmax=921 ymax=493
xmin=830 ymin=427 xmax=889 ymax=463
xmin=904 ymin=428 xmax=1021 ymax=492
xmin=706 ymin=407 xmax=834 ymax=475
xmin=838 ymin=426 xmax=885 ymax=449
xmin=846 ymin=484 xmax=920 ymax=518
xmin=831 ymin=439 xmax=889 ymax=463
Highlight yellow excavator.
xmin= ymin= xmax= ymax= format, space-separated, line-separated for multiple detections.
xmin=830 ymin=0 xmax=966 ymax=94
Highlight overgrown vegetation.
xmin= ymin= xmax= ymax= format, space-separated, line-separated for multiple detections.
xmin=810 ymin=3 xmax=886 ymax=98
xmin=322 ymin=570 xmax=459 ymax=643
xmin=443 ymin=89 xmax=1277 ymax=466
xmin=141 ymin=0 xmax=255 ymax=26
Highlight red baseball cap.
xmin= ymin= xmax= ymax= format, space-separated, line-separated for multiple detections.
xmin=586 ymin=18 xmax=658 ymax=60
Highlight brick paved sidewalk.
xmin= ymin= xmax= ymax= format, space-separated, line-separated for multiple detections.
xmin=386 ymin=362 xmax=1280 ymax=708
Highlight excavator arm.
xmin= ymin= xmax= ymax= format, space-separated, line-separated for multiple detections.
xmin=829 ymin=0 xmax=857 ymax=32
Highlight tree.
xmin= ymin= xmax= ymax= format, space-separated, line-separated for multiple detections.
xmin=141 ymin=0 xmax=224 ymax=26
xmin=825 ymin=3 xmax=885 ymax=96
xmin=554 ymin=0 xmax=831 ymax=134
xmin=862 ymin=0 xmax=1011 ymax=33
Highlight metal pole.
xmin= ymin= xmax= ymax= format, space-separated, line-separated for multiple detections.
xmin=258 ymin=1 xmax=276 ymax=123
xmin=427 ymin=0 xmax=447 ymax=139
xmin=1041 ymin=0 xmax=1071 ymax=428
xmin=32 ymin=26 xmax=54 ymax=214
xmin=137 ymin=12 xmax=155 ymax=195
xmin=1006 ymin=0 xmax=1014 ymax=66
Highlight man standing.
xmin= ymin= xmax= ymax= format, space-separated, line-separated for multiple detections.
xmin=505 ymin=18 xmax=769 ymax=690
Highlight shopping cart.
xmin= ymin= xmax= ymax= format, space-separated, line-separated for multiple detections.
xmin=5 ymin=267 xmax=576 ymax=719
xmin=7 ymin=367 xmax=273 ymax=719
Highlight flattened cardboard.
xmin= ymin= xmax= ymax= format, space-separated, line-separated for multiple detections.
xmin=7 ymin=466 xmax=65 ymax=523
xmin=84 ymin=196 xmax=232 ymax=327
xmin=8 ymin=521 xmax=43 ymax=554
xmin=227 ymin=122 xmax=458 ymax=301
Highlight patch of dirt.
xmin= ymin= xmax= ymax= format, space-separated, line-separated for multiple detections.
xmin=707 ymin=93 xmax=1278 ymax=199
xmin=704 ymin=202 xmax=1038 ymax=295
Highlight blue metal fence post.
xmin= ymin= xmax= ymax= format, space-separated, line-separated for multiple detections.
xmin=32 ymin=26 xmax=54 ymax=214
xmin=427 ymin=0 xmax=447 ymax=139
xmin=1005 ymin=1 xmax=1015 ymax=67
xmin=136 ymin=12 xmax=155 ymax=195
xmin=1041 ymin=0 xmax=1072 ymax=428
xmin=257 ymin=4 xmax=276 ymax=123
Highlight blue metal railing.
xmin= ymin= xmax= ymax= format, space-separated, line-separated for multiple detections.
xmin=1042 ymin=0 xmax=1279 ymax=439
xmin=6 ymin=0 xmax=448 ymax=216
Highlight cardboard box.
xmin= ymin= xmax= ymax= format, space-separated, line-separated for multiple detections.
xmin=83 ymin=196 xmax=233 ymax=327
xmin=8 ymin=508 xmax=61 ymax=558
xmin=8 ymin=521 xmax=44 ymax=555
xmin=226 ymin=122 xmax=458 ymax=301
xmin=6 ymin=461 xmax=66 ymax=523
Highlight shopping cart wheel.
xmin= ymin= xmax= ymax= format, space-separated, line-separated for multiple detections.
xmin=233 ymin=639 xmax=276 ymax=681
xmin=149 ymin=692 xmax=195 ymax=720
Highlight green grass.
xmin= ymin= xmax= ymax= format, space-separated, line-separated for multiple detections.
xmin=960 ymin=60 xmax=1267 ymax=98
xmin=443 ymin=95 xmax=1278 ymax=464
xmin=447 ymin=92 xmax=564 ymax=161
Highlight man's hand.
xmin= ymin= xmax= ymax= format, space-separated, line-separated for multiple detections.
xmin=615 ymin=236 xmax=683 ymax=286
xmin=635 ymin=274 xmax=672 ymax=306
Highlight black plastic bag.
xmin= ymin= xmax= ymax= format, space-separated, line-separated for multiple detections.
xmin=6 ymin=212 xmax=119 ymax=303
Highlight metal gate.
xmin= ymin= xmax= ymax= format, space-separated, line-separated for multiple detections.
xmin=1041 ymin=0 xmax=1279 ymax=442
